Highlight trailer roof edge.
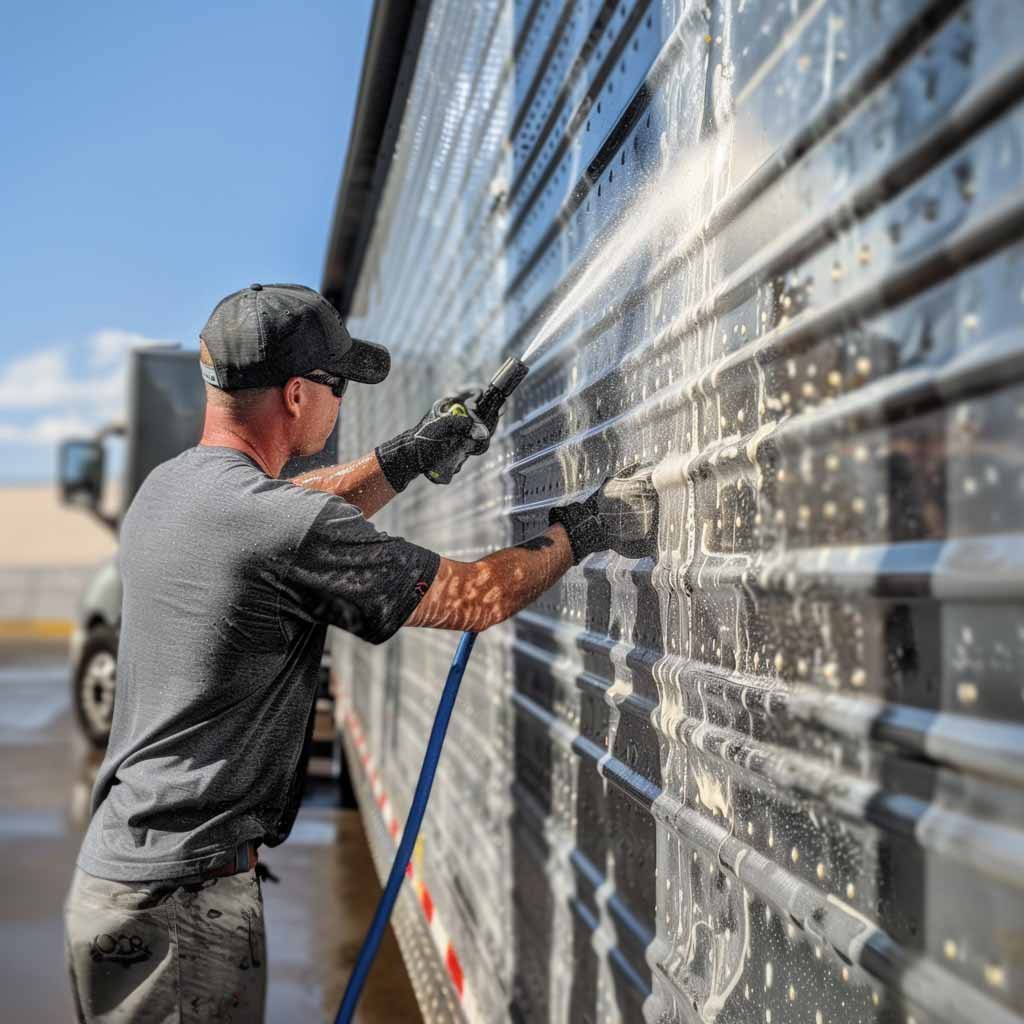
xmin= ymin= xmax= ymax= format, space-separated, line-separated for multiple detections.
xmin=320 ymin=0 xmax=430 ymax=318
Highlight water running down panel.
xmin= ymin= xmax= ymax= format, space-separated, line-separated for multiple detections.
xmin=329 ymin=1 xmax=1024 ymax=1021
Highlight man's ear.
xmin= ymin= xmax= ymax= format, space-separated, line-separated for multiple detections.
xmin=281 ymin=377 xmax=305 ymax=418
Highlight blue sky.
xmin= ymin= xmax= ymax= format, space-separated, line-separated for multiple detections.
xmin=0 ymin=0 xmax=373 ymax=482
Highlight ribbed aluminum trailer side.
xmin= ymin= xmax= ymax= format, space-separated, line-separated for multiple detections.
xmin=325 ymin=2 xmax=1024 ymax=1021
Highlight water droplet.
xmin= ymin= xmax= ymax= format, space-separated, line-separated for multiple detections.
xmin=985 ymin=963 xmax=1007 ymax=989
xmin=957 ymin=682 xmax=978 ymax=705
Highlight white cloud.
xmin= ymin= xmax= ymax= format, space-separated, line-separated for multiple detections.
xmin=0 ymin=413 xmax=97 ymax=446
xmin=90 ymin=328 xmax=172 ymax=368
xmin=0 ymin=330 xmax=175 ymax=411
xmin=0 ymin=350 xmax=73 ymax=409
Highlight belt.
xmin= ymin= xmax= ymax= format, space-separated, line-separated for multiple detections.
xmin=201 ymin=841 xmax=259 ymax=880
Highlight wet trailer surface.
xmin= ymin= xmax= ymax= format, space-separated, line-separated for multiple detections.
xmin=327 ymin=0 xmax=1024 ymax=1022
xmin=0 ymin=641 xmax=420 ymax=1023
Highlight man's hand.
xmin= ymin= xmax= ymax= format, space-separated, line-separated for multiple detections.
xmin=404 ymin=466 xmax=659 ymax=635
xmin=375 ymin=390 xmax=493 ymax=492
xmin=548 ymin=465 xmax=659 ymax=563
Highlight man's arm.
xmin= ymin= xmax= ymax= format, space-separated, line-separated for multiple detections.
xmin=405 ymin=526 xmax=573 ymax=632
xmin=291 ymin=389 xmax=494 ymax=516
xmin=405 ymin=465 xmax=659 ymax=633
xmin=291 ymin=452 xmax=396 ymax=518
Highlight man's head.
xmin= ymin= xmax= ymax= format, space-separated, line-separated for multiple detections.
xmin=199 ymin=284 xmax=390 ymax=460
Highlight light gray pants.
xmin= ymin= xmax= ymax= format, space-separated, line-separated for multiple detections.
xmin=63 ymin=864 xmax=267 ymax=1023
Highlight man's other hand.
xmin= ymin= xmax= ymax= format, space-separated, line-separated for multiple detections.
xmin=548 ymin=465 xmax=659 ymax=563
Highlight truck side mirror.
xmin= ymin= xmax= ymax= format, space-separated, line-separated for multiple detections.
xmin=58 ymin=439 xmax=105 ymax=511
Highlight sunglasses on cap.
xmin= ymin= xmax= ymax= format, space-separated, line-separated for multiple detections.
xmin=302 ymin=370 xmax=348 ymax=398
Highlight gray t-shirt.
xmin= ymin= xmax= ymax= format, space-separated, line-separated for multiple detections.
xmin=78 ymin=445 xmax=438 ymax=881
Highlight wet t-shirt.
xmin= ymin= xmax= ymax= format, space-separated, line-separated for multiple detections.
xmin=78 ymin=445 xmax=438 ymax=881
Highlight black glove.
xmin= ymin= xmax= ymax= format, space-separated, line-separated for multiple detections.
xmin=376 ymin=390 xmax=493 ymax=492
xmin=548 ymin=465 xmax=659 ymax=564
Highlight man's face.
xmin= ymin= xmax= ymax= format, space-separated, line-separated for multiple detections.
xmin=293 ymin=373 xmax=342 ymax=456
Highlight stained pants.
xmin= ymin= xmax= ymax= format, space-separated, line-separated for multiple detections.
xmin=63 ymin=864 xmax=267 ymax=1023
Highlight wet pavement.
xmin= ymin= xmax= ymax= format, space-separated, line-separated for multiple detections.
xmin=0 ymin=640 xmax=421 ymax=1023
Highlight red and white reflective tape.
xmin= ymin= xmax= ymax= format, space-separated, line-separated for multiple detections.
xmin=343 ymin=706 xmax=478 ymax=1019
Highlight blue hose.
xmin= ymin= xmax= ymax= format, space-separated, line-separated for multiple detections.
xmin=335 ymin=630 xmax=478 ymax=1024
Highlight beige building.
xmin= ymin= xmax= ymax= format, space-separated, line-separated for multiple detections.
xmin=0 ymin=484 xmax=118 ymax=633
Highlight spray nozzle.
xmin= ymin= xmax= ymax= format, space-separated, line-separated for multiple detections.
xmin=476 ymin=357 xmax=529 ymax=427
xmin=487 ymin=357 xmax=529 ymax=398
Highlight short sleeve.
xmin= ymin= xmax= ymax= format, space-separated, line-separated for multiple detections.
xmin=286 ymin=499 xmax=439 ymax=644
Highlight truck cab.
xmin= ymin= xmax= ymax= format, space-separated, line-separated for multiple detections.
xmin=58 ymin=345 xmax=342 ymax=752
xmin=57 ymin=346 xmax=208 ymax=747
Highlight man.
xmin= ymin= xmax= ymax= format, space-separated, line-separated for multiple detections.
xmin=63 ymin=283 xmax=657 ymax=1022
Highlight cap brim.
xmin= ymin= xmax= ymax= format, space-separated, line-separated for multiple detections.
xmin=330 ymin=337 xmax=390 ymax=384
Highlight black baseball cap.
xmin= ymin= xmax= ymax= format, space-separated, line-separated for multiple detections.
xmin=199 ymin=283 xmax=390 ymax=390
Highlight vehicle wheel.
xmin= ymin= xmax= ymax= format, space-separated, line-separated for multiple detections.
xmin=73 ymin=624 xmax=118 ymax=748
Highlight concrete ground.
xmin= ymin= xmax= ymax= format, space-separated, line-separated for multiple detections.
xmin=0 ymin=639 xmax=421 ymax=1023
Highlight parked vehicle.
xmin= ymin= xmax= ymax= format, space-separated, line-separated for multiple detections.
xmin=59 ymin=347 xmax=205 ymax=747
xmin=57 ymin=346 xmax=341 ymax=765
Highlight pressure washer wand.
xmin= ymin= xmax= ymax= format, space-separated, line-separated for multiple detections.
xmin=427 ymin=356 xmax=530 ymax=483
xmin=336 ymin=357 xmax=529 ymax=1024
xmin=471 ymin=355 xmax=530 ymax=426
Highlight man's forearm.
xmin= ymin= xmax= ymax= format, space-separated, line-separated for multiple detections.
xmin=290 ymin=452 xmax=397 ymax=518
xmin=405 ymin=526 xmax=573 ymax=632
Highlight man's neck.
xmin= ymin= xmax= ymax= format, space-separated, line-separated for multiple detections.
xmin=199 ymin=414 xmax=291 ymax=478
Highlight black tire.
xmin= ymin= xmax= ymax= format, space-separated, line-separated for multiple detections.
xmin=72 ymin=624 xmax=119 ymax=749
